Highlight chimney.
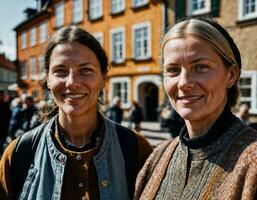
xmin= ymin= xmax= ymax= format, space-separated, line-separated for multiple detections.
xmin=36 ymin=0 xmax=42 ymax=11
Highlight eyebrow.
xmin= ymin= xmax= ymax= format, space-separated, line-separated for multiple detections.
xmin=189 ymin=57 xmax=214 ymax=64
xmin=78 ymin=62 xmax=94 ymax=67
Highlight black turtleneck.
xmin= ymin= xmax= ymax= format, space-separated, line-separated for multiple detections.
xmin=179 ymin=104 xmax=237 ymax=149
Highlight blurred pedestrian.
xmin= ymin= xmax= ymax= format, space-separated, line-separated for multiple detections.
xmin=129 ymin=101 xmax=143 ymax=132
xmin=106 ymin=96 xmax=123 ymax=123
xmin=0 ymin=91 xmax=11 ymax=155
xmin=6 ymin=97 xmax=23 ymax=141
xmin=0 ymin=26 xmax=152 ymax=200
xmin=159 ymin=105 xmax=184 ymax=138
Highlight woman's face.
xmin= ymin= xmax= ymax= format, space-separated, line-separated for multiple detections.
xmin=47 ymin=41 xmax=105 ymax=117
xmin=163 ymin=35 xmax=237 ymax=124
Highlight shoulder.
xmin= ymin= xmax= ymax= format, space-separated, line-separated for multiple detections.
xmin=1 ymin=139 xmax=18 ymax=166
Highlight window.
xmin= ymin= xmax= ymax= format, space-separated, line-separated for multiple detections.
xmin=239 ymin=71 xmax=257 ymax=114
xmin=30 ymin=27 xmax=36 ymax=46
xmin=187 ymin=0 xmax=211 ymax=16
xmin=38 ymin=55 xmax=45 ymax=80
xmin=110 ymin=26 xmax=125 ymax=63
xmin=239 ymin=0 xmax=257 ymax=20
xmin=30 ymin=57 xmax=37 ymax=80
xmin=20 ymin=61 xmax=27 ymax=80
xmin=109 ymin=77 xmax=131 ymax=108
xmin=55 ymin=1 xmax=64 ymax=27
xmin=133 ymin=0 xmax=148 ymax=8
xmin=21 ymin=32 xmax=27 ymax=49
xmin=132 ymin=21 xmax=151 ymax=60
xmin=93 ymin=32 xmax=104 ymax=46
xmin=39 ymin=22 xmax=48 ymax=43
xmin=89 ymin=0 xmax=103 ymax=20
xmin=111 ymin=0 xmax=125 ymax=14
xmin=72 ymin=0 xmax=83 ymax=23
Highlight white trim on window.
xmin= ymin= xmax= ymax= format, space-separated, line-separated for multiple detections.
xmin=72 ymin=0 xmax=83 ymax=23
xmin=132 ymin=0 xmax=148 ymax=8
xmin=92 ymin=31 xmax=104 ymax=46
xmin=238 ymin=0 xmax=257 ymax=21
xmin=132 ymin=21 xmax=151 ymax=60
xmin=109 ymin=76 xmax=131 ymax=108
xmin=21 ymin=32 xmax=27 ymax=49
xmin=111 ymin=0 xmax=125 ymax=14
xmin=30 ymin=57 xmax=38 ymax=80
xmin=30 ymin=27 xmax=36 ymax=47
xmin=20 ymin=61 xmax=27 ymax=80
xmin=239 ymin=71 xmax=257 ymax=114
xmin=89 ymin=0 xmax=103 ymax=20
xmin=39 ymin=21 xmax=48 ymax=43
xmin=110 ymin=26 xmax=126 ymax=63
xmin=187 ymin=0 xmax=211 ymax=16
xmin=55 ymin=1 xmax=64 ymax=27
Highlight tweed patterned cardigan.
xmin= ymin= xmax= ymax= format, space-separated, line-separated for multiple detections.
xmin=134 ymin=116 xmax=257 ymax=200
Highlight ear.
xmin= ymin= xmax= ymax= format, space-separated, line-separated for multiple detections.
xmin=46 ymin=76 xmax=50 ymax=89
xmin=227 ymin=64 xmax=239 ymax=88
xmin=101 ymin=75 xmax=107 ymax=89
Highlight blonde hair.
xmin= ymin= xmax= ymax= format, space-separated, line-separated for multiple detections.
xmin=161 ymin=18 xmax=237 ymax=68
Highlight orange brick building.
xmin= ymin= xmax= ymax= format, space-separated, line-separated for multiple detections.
xmin=14 ymin=0 xmax=257 ymax=120
xmin=14 ymin=0 xmax=168 ymax=121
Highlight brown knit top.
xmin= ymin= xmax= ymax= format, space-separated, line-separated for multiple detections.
xmin=134 ymin=106 xmax=257 ymax=200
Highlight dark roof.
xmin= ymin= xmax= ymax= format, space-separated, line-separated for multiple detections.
xmin=13 ymin=0 xmax=51 ymax=31
xmin=0 ymin=54 xmax=16 ymax=71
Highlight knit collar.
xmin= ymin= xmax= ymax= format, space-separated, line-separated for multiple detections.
xmin=180 ymin=104 xmax=237 ymax=149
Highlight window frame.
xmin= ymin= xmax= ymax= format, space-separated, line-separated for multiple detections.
xmin=111 ymin=0 xmax=125 ymax=14
xmin=109 ymin=76 xmax=131 ymax=109
xmin=30 ymin=27 xmax=36 ymax=47
xmin=132 ymin=0 xmax=148 ymax=8
xmin=20 ymin=61 xmax=27 ymax=80
xmin=39 ymin=21 xmax=48 ymax=43
xmin=186 ymin=0 xmax=211 ymax=16
xmin=72 ymin=0 xmax=83 ymax=23
xmin=238 ymin=0 xmax=257 ymax=21
xmin=92 ymin=31 xmax=104 ymax=46
xmin=89 ymin=0 xmax=103 ymax=20
xmin=21 ymin=32 xmax=27 ymax=49
xmin=110 ymin=26 xmax=126 ymax=63
xmin=239 ymin=70 xmax=257 ymax=114
xmin=55 ymin=1 xmax=64 ymax=28
xmin=30 ymin=56 xmax=37 ymax=80
xmin=132 ymin=21 xmax=151 ymax=60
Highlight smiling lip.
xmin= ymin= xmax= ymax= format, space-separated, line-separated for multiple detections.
xmin=177 ymin=95 xmax=203 ymax=104
xmin=62 ymin=93 xmax=87 ymax=99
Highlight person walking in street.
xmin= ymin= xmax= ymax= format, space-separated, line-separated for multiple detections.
xmin=106 ymin=96 xmax=123 ymax=124
xmin=0 ymin=26 xmax=152 ymax=200
xmin=129 ymin=101 xmax=143 ymax=133
xmin=134 ymin=17 xmax=257 ymax=200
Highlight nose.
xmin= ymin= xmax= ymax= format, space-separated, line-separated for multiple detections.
xmin=65 ymin=71 xmax=80 ymax=89
xmin=177 ymin=69 xmax=195 ymax=90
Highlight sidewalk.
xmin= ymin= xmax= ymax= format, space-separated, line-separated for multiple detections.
xmin=122 ymin=121 xmax=171 ymax=147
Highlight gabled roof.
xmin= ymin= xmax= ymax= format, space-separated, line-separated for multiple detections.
xmin=0 ymin=54 xmax=16 ymax=71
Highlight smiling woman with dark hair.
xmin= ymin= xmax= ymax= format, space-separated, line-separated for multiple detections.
xmin=134 ymin=18 xmax=257 ymax=200
xmin=0 ymin=26 xmax=152 ymax=200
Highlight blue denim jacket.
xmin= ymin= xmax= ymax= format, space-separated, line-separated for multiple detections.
xmin=18 ymin=116 xmax=130 ymax=200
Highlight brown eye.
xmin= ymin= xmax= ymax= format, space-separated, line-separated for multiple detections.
xmin=195 ymin=64 xmax=209 ymax=72
xmin=164 ymin=65 xmax=181 ymax=76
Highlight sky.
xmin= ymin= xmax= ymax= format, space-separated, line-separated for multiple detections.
xmin=0 ymin=0 xmax=36 ymax=60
